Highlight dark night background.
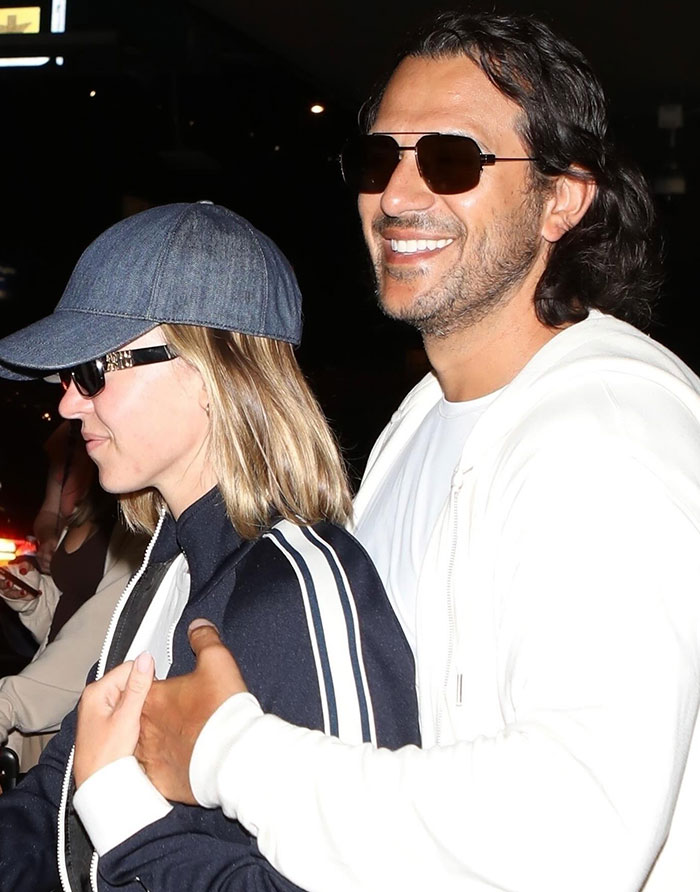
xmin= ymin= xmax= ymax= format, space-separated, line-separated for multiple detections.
xmin=0 ymin=0 xmax=697 ymax=534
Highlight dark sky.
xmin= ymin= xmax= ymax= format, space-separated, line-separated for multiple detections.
xmin=192 ymin=0 xmax=700 ymax=110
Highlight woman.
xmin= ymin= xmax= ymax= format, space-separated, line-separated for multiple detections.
xmin=32 ymin=419 xmax=97 ymax=574
xmin=1 ymin=472 xmax=133 ymax=649
xmin=0 ymin=202 xmax=419 ymax=890
xmin=0 ymin=473 xmax=146 ymax=772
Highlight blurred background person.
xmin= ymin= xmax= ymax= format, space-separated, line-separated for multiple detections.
xmin=0 ymin=473 xmax=146 ymax=769
xmin=32 ymin=420 xmax=95 ymax=574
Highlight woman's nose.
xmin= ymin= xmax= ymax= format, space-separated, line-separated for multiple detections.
xmin=58 ymin=380 xmax=93 ymax=420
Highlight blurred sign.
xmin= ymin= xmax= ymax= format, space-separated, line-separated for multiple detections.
xmin=0 ymin=0 xmax=65 ymax=66
xmin=0 ymin=7 xmax=41 ymax=33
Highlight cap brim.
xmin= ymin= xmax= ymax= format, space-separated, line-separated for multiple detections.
xmin=0 ymin=309 xmax=159 ymax=380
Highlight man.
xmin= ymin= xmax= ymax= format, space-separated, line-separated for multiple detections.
xmin=93 ymin=11 xmax=700 ymax=892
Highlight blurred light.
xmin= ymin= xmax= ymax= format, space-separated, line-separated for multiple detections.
xmin=273 ymin=145 xmax=280 ymax=152
xmin=51 ymin=0 xmax=66 ymax=33
xmin=89 ymin=90 xmax=96 ymax=98
xmin=310 ymin=104 xmax=325 ymax=115
xmin=0 ymin=56 xmax=49 ymax=66
xmin=41 ymin=412 xmax=52 ymax=422
xmin=55 ymin=55 xmax=64 ymax=65
xmin=0 ymin=537 xmax=35 ymax=565
xmin=0 ymin=539 xmax=16 ymax=562
xmin=0 ymin=263 xmax=16 ymax=300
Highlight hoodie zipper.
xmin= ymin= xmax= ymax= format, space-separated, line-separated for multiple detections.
xmin=57 ymin=512 xmax=166 ymax=891
xmin=435 ymin=476 xmax=462 ymax=742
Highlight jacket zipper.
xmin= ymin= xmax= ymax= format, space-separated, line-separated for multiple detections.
xmin=56 ymin=512 xmax=166 ymax=890
xmin=435 ymin=480 xmax=461 ymax=742
xmin=95 ymin=512 xmax=166 ymax=678
xmin=57 ymin=746 xmax=75 ymax=892
xmin=90 ymin=852 xmax=99 ymax=891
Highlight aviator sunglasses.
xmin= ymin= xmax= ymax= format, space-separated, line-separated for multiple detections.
xmin=58 ymin=345 xmax=178 ymax=398
xmin=340 ymin=132 xmax=537 ymax=195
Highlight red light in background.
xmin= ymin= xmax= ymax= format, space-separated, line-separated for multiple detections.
xmin=0 ymin=537 xmax=36 ymax=565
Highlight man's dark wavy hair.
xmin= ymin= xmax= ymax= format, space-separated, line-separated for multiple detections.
xmin=360 ymin=10 xmax=661 ymax=329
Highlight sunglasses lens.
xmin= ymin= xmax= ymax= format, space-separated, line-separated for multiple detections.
xmin=417 ymin=134 xmax=482 ymax=194
xmin=341 ymin=135 xmax=400 ymax=193
xmin=60 ymin=361 xmax=104 ymax=398
xmin=77 ymin=361 xmax=104 ymax=397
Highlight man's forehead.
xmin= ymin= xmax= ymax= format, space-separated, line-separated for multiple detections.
xmin=374 ymin=55 xmax=525 ymax=149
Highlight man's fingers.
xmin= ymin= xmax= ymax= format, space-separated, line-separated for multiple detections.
xmin=188 ymin=619 xmax=224 ymax=656
xmin=188 ymin=619 xmax=242 ymax=682
xmin=188 ymin=618 xmax=245 ymax=681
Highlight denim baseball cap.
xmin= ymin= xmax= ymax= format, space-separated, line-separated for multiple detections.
xmin=0 ymin=201 xmax=302 ymax=380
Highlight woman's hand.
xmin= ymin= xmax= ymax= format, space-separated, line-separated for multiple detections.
xmin=0 ymin=561 xmax=40 ymax=599
xmin=74 ymin=652 xmax=155 ymax=789
xmin=34 ymin=535 xmax=59 ymax=574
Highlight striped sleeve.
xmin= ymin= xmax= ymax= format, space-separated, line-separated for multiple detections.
xmin=264 ymin=521 xmax=377 ymax=746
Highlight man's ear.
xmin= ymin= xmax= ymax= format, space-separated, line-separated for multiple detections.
xmin=541 ymin=172 xmax=597 ymax=243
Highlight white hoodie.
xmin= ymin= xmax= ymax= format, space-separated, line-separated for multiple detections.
xmin=191 ymin=312 xmax=700 ymax=892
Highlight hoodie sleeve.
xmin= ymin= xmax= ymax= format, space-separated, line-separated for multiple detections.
xmin=188 ymin=429 xmax=700 ymax=892
xmin=1 ymin=567 xmax=61 ymax=643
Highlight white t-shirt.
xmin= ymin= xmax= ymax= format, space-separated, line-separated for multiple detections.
xmin=354 ymin=389 xmax=499 ymax=650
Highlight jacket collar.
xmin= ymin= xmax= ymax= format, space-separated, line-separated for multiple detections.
xmin=149 ymin=487 xmax=245 ymax=597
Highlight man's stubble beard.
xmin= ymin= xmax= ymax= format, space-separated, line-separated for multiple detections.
xmin=372 ymin=195 xmax=545 ymax=339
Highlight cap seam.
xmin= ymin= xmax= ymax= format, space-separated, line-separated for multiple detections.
xmin=238 ymin=216 xmax=269 ymax=328
xmin=149 ymin=203 xmax=194 ymax=319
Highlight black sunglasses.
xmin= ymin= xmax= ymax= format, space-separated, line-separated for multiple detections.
xmin=59 ymin=345 xmax=178 ymax=398
xmin=340 ymin=132 xmax=537 ymax=195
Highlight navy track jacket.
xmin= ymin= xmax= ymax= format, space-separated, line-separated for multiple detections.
xmin=0 ymin=488 xmax=420 ymax=891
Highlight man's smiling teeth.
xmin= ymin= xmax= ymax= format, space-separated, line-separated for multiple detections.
xmin=390 ymin=238 xmax=454 ymax=254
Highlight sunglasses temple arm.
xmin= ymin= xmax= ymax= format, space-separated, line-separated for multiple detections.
xmin=482 ymin=155 xmax=539 ymax=165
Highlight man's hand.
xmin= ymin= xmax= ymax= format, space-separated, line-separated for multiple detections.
xmin=136 ymin=619 xmax=248 ymax=804
xmin=74 ymin=652 xmax=155 ymax=788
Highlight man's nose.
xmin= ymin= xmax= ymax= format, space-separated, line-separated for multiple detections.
xmin=379 ymin=150 xmax=436 ymax=217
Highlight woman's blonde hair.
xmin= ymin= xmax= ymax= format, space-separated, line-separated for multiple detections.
xmin=120 ymin=324 xmax=352 ymax=539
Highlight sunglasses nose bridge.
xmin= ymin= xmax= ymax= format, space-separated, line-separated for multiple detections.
xmin=405 ymin=142 xmax=430 ymax=190
xmin=392 ymin=136 xmax=460 ymax=196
